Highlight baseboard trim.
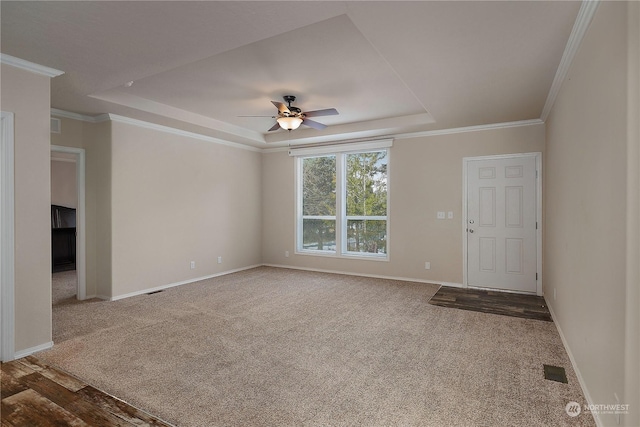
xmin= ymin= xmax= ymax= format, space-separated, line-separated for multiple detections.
xmin=108 ymin=265 xmax=263 ymax=301
xmin=545 ymin=298 xmax=602 ymax=427
xmin=262 ymin=263 xmax=456 ymax=288
xmin=13 ymin=341 xmax=54 ymax=360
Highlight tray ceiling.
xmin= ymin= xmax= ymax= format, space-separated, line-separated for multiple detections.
xmin=1 ymin=1 xmax=581 ymax=148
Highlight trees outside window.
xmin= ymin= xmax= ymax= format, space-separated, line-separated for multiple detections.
xmin=301 ymin=156 xmax=336 ymax=251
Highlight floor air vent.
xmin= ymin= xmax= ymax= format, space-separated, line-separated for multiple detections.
xmin=543 ymin=364 xmax=568 ymax=383
xmin=147 ymin=290 xmax=164 ymax=295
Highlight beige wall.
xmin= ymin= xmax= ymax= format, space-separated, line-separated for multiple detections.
xmin=51 ymin=159 xmax=77 ymax=208
xmin=262 ymin=123 xmax=544 ymax=284
xmin=85 ymin=121 xmax=112 ymax=298
xmin=625 ymin=2 xmax=640 ymax=423
xmin=109 ymin=121 xmax=262 ymax=297
xmin=545 ymin=2 xmax=639 ymax=425
xmin=49 ymin=117 xmax=112 ymax=299
xmin=1 ymin=63 xmax=53 ymax=352
xmin=50 ymin=117 xmax=263 ymax=299
xmin=51 ymin=116 xmax=84 ymax=149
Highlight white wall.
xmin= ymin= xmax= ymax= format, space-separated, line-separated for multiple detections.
xmin=544 ymin=2 xmax=639 ymax=425
xmin=262 ymin=123 xmax=544 ymax=284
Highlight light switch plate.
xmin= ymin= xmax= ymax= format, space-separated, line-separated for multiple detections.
xmin=447 ymin=211 xmax=454 ymax=219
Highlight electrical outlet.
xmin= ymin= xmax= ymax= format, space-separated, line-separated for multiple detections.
xmin=190 ymin=261 xmax=195 ymax=269
xmin=425 ymin=261 xmax=431 ymax=270
xmin=217 ymin=256 xmax=222 ymax=264
xmin=437 ymin=211 xmax=445 ymax=219
xmin=285 ymin=251 xmax=289 ymax=258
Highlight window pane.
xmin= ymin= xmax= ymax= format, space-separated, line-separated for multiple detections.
xmin=346 ymin=151 xmax=387 ymax=216
xmin=302 ymin=219 xmax=336 ymax=251
xmin=302 ymin=156 xmax=336 ymax=216
xmin=346 ymin=220 xmax=387 ymax=254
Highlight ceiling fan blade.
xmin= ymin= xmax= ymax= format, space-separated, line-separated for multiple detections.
xmin=272 ymin=101 xmax=290 ymax=115
xmin=303 ymin=108 xmax=338 ymax=118
xmin=267 ymin=122 xmax=281 ymax=132
xmin=302 ymin=118 xmax=327 ymax=130
xmin=237 ymin=115 xmax=276 ymax=118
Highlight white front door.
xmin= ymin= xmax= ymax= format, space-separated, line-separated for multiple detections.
xmin=466 ymin=154 xmax=539 ymax=294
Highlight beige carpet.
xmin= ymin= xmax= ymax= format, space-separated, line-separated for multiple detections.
xmin=52 ymin=270 xmax=77 ymax=305
xmin=39 ymin=267 xmax=595 ymax=426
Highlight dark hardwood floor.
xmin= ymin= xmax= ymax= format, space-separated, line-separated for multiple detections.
xmin=1 ymin=356 xmax=173 ymax=427
xmin=428 ymin=286 xmax=552 ymax=321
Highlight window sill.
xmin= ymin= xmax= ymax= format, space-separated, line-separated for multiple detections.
xmin=295 ymin=250 xmax=389 ymax=262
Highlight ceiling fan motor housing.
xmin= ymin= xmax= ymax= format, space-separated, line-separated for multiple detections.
xmin=286 ymin=107 xmax=302 ymax=116
xmin=282 ymin=95 xmax=302 ymax=116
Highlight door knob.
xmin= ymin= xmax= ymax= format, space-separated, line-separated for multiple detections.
xmin=469 ymin=229 xmax=474 ymax=233
xmin=469 ymin=220 xmax=475 ymax=224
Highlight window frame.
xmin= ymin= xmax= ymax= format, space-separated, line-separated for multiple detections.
xmin=295 ymin=146 xmax=390 ymax=261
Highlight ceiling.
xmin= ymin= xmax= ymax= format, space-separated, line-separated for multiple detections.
xmin=1 ymin=1 xmax=581 ymax=148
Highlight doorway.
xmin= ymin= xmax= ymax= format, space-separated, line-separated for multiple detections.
xmin=463 ymin=153 xmax=542 ymax=295
xmin=51 ymin=145 xmax=86 ymax=301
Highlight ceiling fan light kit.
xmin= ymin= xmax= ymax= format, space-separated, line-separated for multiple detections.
xmin=277 ymin=116 xmax=303 ymax=130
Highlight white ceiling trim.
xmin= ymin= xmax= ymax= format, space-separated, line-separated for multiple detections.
xmin=89 ymin=90 xmax=266 ymax=143
xmin=264 ymin=118 xmax=545 ymax=153
xmin=540 ymin=0 xmax=601 ymax=121
xmin=393 ymin=119 xmax=544 ymax=141
xmin=0 ymin=53 xmax=64 ymax=77
xmin=53 ymin=106 xmax=542 ymax=155
xmin=106 ymin=114 xmax=261 ymax=153
xmin=51 ymin=108 xmax=100 ymax=123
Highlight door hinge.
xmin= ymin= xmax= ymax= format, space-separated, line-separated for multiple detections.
xmin=536 ymin=222 xmax=538 ymax=230
xmin=536 ymin=273 xmax=538 ymax=280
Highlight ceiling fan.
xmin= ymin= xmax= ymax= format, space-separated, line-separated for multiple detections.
xmin=244 ymin=95 xmax=339 ymax=132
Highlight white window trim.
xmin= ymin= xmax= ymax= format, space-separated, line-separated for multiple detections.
xmin=288 ymin=139 xmax=393 ymax=157
xmin=295 ymin=144 xmax=391 ymax=260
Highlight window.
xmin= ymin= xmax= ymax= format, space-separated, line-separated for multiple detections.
xmin=344 ymin=151 xmax=388 ymax=255
xmin=301 ymin=155 xmax=336 ymax=252
xmin=295 ymin=143 xmax=389 ymax=259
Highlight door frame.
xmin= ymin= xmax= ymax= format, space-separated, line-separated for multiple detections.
xmin=462 ymin=152 xmax=543 ymax=296
xmin=1 ymin=112 xmax=15 ymax=361
xmin=51 ymin=145 xmax=86 ymax=300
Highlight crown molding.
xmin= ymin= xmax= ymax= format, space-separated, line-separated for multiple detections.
xmin=541 ymin=0 xmax=601 ymax=121
xmin=106 ymin=114 xmax=262 ymax=153
xmin=51 ymin=108 xmax=98 ymax=123
xmin=52 ymin=107 xmax=543 ymax=154
xmin=263 ymin=119 xmax=544 ymax=153
xmin=0 ymin=53 xmax=63 ymax=78
xmin=394 ymin=119 xmax=544 ymax=141
xmin=51 ymin=109 xmax=260 ymax=152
